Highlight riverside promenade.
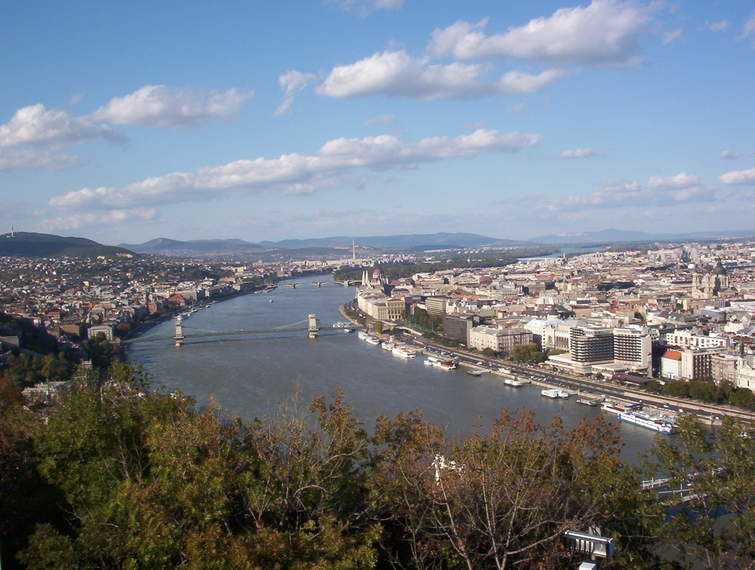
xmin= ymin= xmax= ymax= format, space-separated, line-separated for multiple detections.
xmin=340 ymin=303 xmax=755 ymax=425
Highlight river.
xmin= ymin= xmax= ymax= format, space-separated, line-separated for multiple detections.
xmin=129 ymin=274 xmax=661 ymax=463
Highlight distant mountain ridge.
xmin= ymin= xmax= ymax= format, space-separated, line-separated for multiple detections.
xmin=121 ymin=232 xmax=524 ymax=255
xmin=0 ymin=232 xmax=133 ymax=258
xmin=529 ymin=228 xmax=755 ymax=245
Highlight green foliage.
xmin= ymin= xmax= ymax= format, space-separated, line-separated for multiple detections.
xmin=650 ymin=380 xmax=755 ymax=411
xmin=80 ymin=333 xmax=115 ymax=369
xmin=406 ymin=307 xmax=443 ymax=332
xmin=510 ymin=343 xmax=546 ymax=363
xmin=646 ymin=416 xmax=755 ymax=568
xmin=1 ymin=352 xmax=73 ymax=388
xmin=6 ymin=363 xmax=752 ymax=568
xmin=373 ymin=321 xmax=383 ymax=335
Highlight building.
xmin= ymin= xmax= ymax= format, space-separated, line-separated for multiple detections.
xmin=691 ymin=260 xmax=730 ymax=298
xmin=357 ymin=292 xmax=405 ymax=321
xmin=612 ymin=328 xmax=652 ymax=371
xmin=736 ymin=356 xmax=755 ymax=392
xmin=660 ymin=349 xmax=682 ymax=380
xmin=680 ymin=349 xmax=715 ymax=381
xmin=468 ymin=326 xmax=533 ymax=353
xmin=87 ymin=324 xmax=114 ymax=341
xmin=710 ymin=352 xmax=739 ymax=386
xmin=569 ymin=326 xmax=614 ymax=365
xmin=443 ymin=315 xmax=473 ymax=345
xmin=425 ymin=296 xmax=448 ymax=316
xmin=663 ymin=330 xmax=729 ymax=350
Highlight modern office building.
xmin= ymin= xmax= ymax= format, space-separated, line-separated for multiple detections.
xmin=569 ymin=326 xmax=614 ymax=364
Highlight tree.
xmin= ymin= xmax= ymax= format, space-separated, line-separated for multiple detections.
xmin=646 ymin=415 xmax=755 ymax=568
xmin=510 ymin=343 xmax=545 ymax=363
xmin=374 ymin=321 xmax=383 ymax=335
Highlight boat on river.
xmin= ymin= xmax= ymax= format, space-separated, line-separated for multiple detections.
xmin=541 ymin=388 xmax=569 ymax=399
xmin=576 ymin=397 xmax=600 ymax=406
xmin=619 ymin=410 xmax=675 ymax=434
xmin=392 ymin=345 xmax=416 ymax=359
xmin=466 ymin=369 xmax=485 ymax=377
xmin=504 ymin=377 xmax=525 ymax=387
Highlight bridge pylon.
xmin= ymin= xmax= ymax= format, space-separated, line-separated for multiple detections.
xmin=308 ymin=314 xmax=319 ymax=339
xmin=174 ymin=318 xmax=185 ymax=347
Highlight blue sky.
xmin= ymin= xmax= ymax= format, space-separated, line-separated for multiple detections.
xmin=1 ymin=0 xmax=754 ymax=244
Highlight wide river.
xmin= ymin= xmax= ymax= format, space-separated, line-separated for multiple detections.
xmin=130 ymin=275 xmax=660 ymax=463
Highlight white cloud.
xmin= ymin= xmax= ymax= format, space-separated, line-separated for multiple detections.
xmin=0 ymin=103 xmax=122 ymax=173
xmin=508 ymin=102 xmax=525 ymax=114
xmin=0 ymin=148 xmax=79 ymax=173
xmin=316 ymin=50 xmax=565 ymax=100
xmin=91 ymin=85 xmax=253 ymax=127
xmin=328 ymin=0 xmax=403 ymax=15
xmin=39 ymin=208 xmax=156 ymax=231
xmin=0 ymin=104 xmax=121 ymax=149
xmin=364 ymin=114 xmax=398 ymax=126
xmin=428 ymin=1 xmax=652 ymax=65
xmin=647 ymin=172 xmax=699 ymax=189
xmin=49 ymin=128 xmax=542 ymax=210
xmin=663 ymin=28 xmax=683 ymax=44
xmin=547 ymin=173 xmax=712 ymax=211
xmin=498 ymin=69 xmax=568 ymax=94
xmin=720 ymin=167 xmax=755 ymax=186
xmin=720 ymin=150 xmax=741 ymax=160
xmin=275 ymin=71 xmax=318 ymax=116
xmin=706 ymin=20 xmax=728 ymax=32
xmin=742 ymin=13 xmax=755 ymax=45
xmin=560 ymin=148 xmax=596 ymax=159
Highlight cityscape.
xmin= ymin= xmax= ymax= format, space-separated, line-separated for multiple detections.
xmin=2 ymin=1 xmax=754 ymax=569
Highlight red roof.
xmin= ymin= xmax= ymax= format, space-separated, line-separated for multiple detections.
xmin=662 ymin=350 xmax=682 ymax=361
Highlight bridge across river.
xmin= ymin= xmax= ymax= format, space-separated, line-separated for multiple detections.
xmin=124 ymin=316 xmax=355 ymax=346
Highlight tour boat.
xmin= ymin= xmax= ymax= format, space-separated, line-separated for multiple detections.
xmin=381 ymin=342 xmax=395 ymax=351
xmin=466 ymin=370 xmax=485 ymax=377
xmin=541 ymin=388 xmax=569 ymax=399
xmin=392 ymin=346 xmax=416 ymax=359
xmin=437 ymin=360 xmax=457 ymax=371
xmin=364 ymin=335 xmax=381 ymax=346
xmin=576 ymin=397 xmax=600 ymax=406
xmin=504 ymin=377 xmax=525 ymax=387
xmin=619 ymin=410 xmax=675 ymax=434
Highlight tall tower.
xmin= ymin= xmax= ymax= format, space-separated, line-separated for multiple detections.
xmin=352 ymin=240 xmax=356 ymax=261
xmin=174 ymin=316 xmax=184 ymax=347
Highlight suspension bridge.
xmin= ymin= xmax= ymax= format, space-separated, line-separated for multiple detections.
xmin=124 ymin=314 xmax=356 ymax=347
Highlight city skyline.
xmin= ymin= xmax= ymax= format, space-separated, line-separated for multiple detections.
xmin=2 ymin=0 xmax=755 ymax=243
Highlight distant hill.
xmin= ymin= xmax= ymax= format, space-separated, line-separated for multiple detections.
xmin=0 ymin=232 xmax=134 ymax=258
xmin=529 ymin=228 xmax=755 ymax=246
xmin=119 ymin=238 xmax=263 ymax=255
xmin=121 ymin=232 xmax=525 ymax=256
xmin=260 ymin=233 xmax=525 ymax=250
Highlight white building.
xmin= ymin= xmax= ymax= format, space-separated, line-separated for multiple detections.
xmin=663 ymin=330 xmax=729 ymax=350
xmin=736 ymin=356 xmax=755 ymax=393
xmin=468 ymin=326 xmax=532 ymax=352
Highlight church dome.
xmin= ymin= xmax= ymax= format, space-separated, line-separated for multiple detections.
xmin=713 ymin=259 xmax=727 ymax=275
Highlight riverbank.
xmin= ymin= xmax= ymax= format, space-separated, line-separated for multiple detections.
xmin=339 ymin=303 xmax=755 ymax=426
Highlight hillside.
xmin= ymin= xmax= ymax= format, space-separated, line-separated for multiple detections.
xmin=0 ymin=232 xmax=134 ymax=258
xmin=119 ymin=238 xmax=263 ymax=255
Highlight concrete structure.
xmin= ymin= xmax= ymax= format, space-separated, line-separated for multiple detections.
xmin=569 ymin=326 xmax=614 ymax=365
xmin=357 ymin=292 xmax=405 ymax=321
xmin=468 ymin=326 xmax=533 ymax=353
xmin=660 ymin=349 xmax=682 ymax=380
xmin=88 ymin=324 xmax=114 ymax=341
xmin=710 ymin=352 xmax=739 ymax=386
xmin=736 ymin=356 xmax=755 ymax=392
xmin=308 ymin=314 xmax=319 ymax=339
xmin=680 ymin=349 xmax=715 ymax=381
xmin=664 ymin=330 xmax=729 ymax=350
xmin=443 ymin=315 xmax=473 ymax=345
xmin=612 ymin=328 xmax=652 ymax=371
xmin=425 ymin=296 xmax=448 ymax=316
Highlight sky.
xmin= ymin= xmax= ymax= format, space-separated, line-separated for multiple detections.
xmin=1 ymin=0 xmax=754 ymax=244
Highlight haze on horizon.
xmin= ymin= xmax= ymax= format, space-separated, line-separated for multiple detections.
xmin=2 ymin=0 xmax=754 ymax=244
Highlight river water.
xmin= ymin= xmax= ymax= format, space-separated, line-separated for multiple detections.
xmin=130 ymin=275 xmax=660 ymax=463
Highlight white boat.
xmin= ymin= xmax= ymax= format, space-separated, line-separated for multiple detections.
xmin=466 ymin=369 xmax=484 ymax=377
xmin=601 ymin=401 xmax=638 ymax=415
xmin=392 ymin=346 xmax=416 ymax=359
xmin=381 ymin=342 xmax=395 ymax=351
xmin=364 ymin=335 xmax=381 ymax=346
xmin=499 ymin=367 xmax=512 ymax=374
xmin=541 ymin=388 xmax=569 ymax=399
xmin=504 ymin=378 xmax=525 ymax=387
xmin=576 ymin=397 xmax=600 ymax=406
xmin=423 ymin=358 xmax=435 ymax=366
xmin=619 ymin=410 xmax=675 ymax=434
xmin=437 ymin=360 xmax=457 ymax=371
xmin=357 ymin=331 xmax=369 ymax=341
